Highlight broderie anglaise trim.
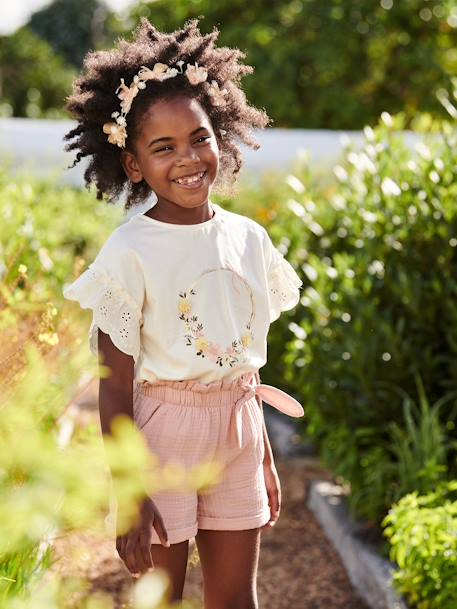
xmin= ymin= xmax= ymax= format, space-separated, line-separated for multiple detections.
xmin=83 ymin=265 xmax=144 ymax=362
xmin=268 ymin=248 xmax=303 ymax=322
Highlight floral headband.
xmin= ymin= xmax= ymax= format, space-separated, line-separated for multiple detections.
xmin=102 ymin=60 xmax=229 ymax=148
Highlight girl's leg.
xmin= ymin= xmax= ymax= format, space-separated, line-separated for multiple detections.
xmin=150 ymin=540 xmax=189 ymax=604
xmin=195 ymin=528 xmax=261 ymax=609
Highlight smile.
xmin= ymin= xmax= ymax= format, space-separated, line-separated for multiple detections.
xmin=172 ymin=171 xmax=207 ymax=189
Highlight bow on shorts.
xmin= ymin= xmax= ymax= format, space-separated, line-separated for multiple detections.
xmin=229 ymin=370 xmax=304 ymax=450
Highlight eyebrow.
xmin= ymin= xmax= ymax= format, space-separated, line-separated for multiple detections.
xmin=147 ymin=126 xmax=208 ymax=148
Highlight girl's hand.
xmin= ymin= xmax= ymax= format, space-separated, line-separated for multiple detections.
xmin=261 ymin=461 xmax=281 ymax=532
xmin=116 ymin=496 xmax=170 ymax=576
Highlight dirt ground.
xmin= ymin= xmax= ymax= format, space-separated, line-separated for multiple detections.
xmin=48 ymin=456 xmax=370 ymax=609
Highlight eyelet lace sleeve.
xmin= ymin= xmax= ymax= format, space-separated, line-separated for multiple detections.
xmin=63 ymin=263 xmax=144 ymax=362
xmin=267 ymin=245 xmax=303 ymax=323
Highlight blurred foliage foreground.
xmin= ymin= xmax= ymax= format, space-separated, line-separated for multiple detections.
xmin=0 ymin=179 xmax=221 ymax=607
xmin=2 ymin=92 xmax=457 ymax=607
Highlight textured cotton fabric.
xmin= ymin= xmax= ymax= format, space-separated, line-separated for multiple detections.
xmin=129 ymin=371 xmax=271 ymax=544
xmin=63 ymin=202 xmax=303 ymax=384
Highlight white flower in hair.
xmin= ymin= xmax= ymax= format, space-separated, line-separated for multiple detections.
xmin=207 ymin=80 xmax=228 ymax=107
xmin=103 ymin=60 xmax=228 ymax=148
xmin=115 ymin=78 xmax=140 ymax=114
xmin=103 ymin=121 xmax=127 ymax=148
xmin=185 ymin=62 xmax=208 ymax=85
xmin=133 ymin=74 xmax=146 ymax=89
xmin=161 ymin=67 xmax=179 ymax=80
xmin=138 ymin=63 xmax=178 ymax=82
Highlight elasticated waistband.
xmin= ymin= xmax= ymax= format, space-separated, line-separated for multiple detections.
xmin=133 ymin=371 xmax=258 ymax=407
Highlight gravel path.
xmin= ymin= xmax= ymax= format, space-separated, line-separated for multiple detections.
xmin=48 ymin=456 xmax=370 ymax=609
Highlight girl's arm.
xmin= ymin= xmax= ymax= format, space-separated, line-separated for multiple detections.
xmin=261 ymin=407 xmax=281 ymax=531
xmin=98 ymin=328 xmax=135 ymax=439
xmin=97 ymin=328 xmax=170 ymax=567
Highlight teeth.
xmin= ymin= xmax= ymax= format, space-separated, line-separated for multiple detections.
xmin=175 ymin=171 xmax=205 ymax=185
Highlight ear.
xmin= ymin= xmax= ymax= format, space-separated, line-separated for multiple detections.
xmin=120 ymin=150 xmax=144 ymax=183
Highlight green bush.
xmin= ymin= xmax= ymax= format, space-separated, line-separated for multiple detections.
xmin=382 ymin=480 xmax=457 ymax=609
xmin=0 ymin=172 xmax=122 ymax=281
xmin=0 ymin=171 xmax=124 ymax=379
xmin=387 ymin=373 xmax=457 ymax=504
xmin=0 ymin=28 xmax=76 ymax=119
xmin=267 ymin=109 xmax=457 ymax=524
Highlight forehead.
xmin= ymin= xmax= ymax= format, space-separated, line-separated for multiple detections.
xmin=141 ymin=96 xmax=212 ymax=134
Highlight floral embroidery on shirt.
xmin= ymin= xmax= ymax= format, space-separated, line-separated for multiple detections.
xmin=178 ymin=268 xmax=255 ymax=367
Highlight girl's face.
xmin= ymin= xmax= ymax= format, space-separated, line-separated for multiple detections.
xmin=122 ymin=96 xmax=220 ymax=213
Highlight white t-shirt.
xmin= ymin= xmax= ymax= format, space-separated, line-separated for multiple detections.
xmin=63 ymin=202 xmax=303 ymax=384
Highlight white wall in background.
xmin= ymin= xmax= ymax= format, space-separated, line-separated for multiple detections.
xmin=0 ymin=117 xmax=421 ymax=195
xmin=0 ymin=117 xmax=367 ymax=185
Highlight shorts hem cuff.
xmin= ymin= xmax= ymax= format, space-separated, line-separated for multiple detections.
xmin=197 ymin=510 xmax=270 ymax=531
xmin=151 ymin=523 xmax=198 ymax=545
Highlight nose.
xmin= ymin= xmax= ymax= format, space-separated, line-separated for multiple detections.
xmin=176 ymin=143 xmax=200 ymax=166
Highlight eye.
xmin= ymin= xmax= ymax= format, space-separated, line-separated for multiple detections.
xmin=155 ymin=145 xmax=172 ymax=153
xmin=154 ymin=136 xmax=211 ymax=153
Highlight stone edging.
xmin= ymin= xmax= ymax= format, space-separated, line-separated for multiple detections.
xmin=307 ymin=480 xmax=409 ymax=609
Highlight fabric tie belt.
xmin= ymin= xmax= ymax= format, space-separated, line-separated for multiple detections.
xmin=229 ymin=370 xmax=304 ymax=449
xmin=134 ymin=370 xmax=304 ymax=450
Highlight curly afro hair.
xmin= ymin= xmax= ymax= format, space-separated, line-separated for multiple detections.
xmin=64 ymin=17 xmax=272 ymax=210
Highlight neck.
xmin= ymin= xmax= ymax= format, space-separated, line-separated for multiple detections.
xmin=146 ymin=200 xmax=214 ymax=225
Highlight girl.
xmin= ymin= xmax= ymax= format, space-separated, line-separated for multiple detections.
xmin=63 ymin=18 xmax=303 ymax=609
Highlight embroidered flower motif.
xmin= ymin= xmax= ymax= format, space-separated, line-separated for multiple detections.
xmin=185 ymin=62 xmax=208 ymax=85
xmin=241 ymin=332 xmax=252 ymax=348
xmin=207 ymin=343 xmax=222 ymax=358
xmin=178 ymin=268 xmax=255 ymax=368
xmin=102 ymin=122 xmax=127 ymax=148
xmin=196 ymin=337 xmax=210 ymax=355
xmin=178 ymin=298 xmax=192 ymax=314
xmin=207 ymin=80 xmax=229 ymax=107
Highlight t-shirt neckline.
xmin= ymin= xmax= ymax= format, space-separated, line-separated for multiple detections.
xmin=136 ymin=202 xmax=221 ymax=229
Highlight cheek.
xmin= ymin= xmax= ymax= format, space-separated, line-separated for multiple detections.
xmin=140 ymin=156 xmax=170 ymax=179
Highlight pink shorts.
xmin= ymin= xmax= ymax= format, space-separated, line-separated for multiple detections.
xmin=132 ymin=372 xmax=270 ymax=545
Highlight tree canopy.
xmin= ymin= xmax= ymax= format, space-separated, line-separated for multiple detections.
xmin=1 ymin=0 xmax=456 ymax=127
